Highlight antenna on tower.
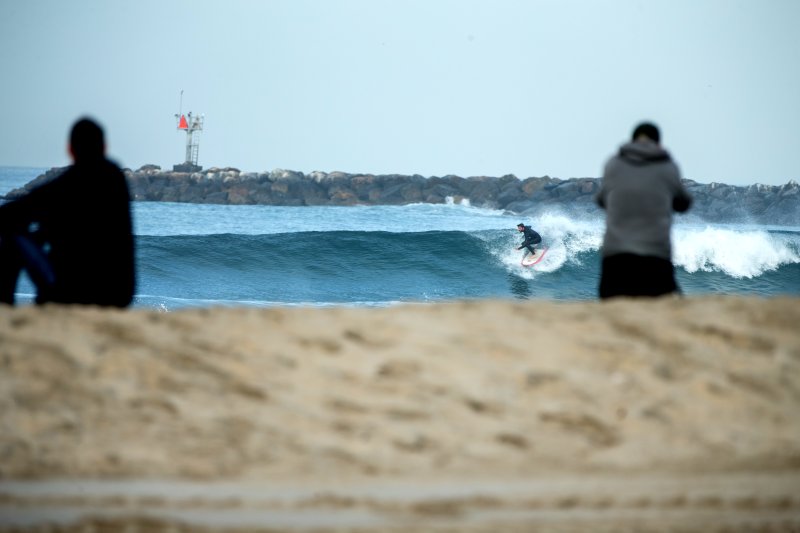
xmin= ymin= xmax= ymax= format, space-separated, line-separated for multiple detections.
xmin=172 ymin=90 xmax=204 ymax=173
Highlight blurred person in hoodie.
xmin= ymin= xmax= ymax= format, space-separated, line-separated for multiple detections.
xmin=595 ymin=122 xmax=692 ymax=299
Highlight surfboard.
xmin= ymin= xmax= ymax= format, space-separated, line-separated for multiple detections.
xmin=521 ymin=247 xmax=548 ymax=267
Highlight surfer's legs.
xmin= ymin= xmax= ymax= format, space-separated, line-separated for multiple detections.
xmin=529 ymin=236 xmax=541 ymax=254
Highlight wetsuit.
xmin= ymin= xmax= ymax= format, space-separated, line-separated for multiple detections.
xmin=0 ymin=158 xmax=135 ymax=306
xmin=517 ymin=225 xmax=542 ymax=255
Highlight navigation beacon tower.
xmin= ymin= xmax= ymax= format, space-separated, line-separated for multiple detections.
xmin=173 ymin=90 xmax=204 ymax=172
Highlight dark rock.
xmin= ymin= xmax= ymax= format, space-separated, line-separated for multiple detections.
xmin=5 ymin=166 xmax=798 ymax=226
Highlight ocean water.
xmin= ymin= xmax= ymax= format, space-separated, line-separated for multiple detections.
xmin=2 ymin=166 xmax=799 ymax=310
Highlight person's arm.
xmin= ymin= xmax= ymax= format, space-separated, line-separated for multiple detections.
xmin=673 ymin=182 xmax=692 ymax=212
xmin=0 ymin=177 xmax=63 ymax=232
xmin=670 ymin=165 xmax=692 ymax=213
xmin=596 ymin=159 xmax=613 ymax=209
xmin=596 ymin=195 xmax=606 ymax=209
xmin=0 ymin=193 xmax=37 ymax=232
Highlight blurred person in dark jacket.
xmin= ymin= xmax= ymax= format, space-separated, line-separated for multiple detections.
xmin=0 ymin=117 xmax=135 ymax=307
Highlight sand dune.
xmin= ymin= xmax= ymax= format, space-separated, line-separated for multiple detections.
xmin=1 ymin=296 xmax=799 ymax=531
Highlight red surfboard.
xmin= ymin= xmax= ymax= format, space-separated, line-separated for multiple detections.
xmin=521 ymin=247 xmax=548 ymax=267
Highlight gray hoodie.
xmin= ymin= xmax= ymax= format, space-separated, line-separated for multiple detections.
xmin=595 ymin=140 xmax=692 ymax=260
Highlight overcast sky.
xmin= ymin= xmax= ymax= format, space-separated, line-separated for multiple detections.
xmin=1 ymin=0 xmax=798 ymax=186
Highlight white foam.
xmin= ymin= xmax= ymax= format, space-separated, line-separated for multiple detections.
xmin=674 ymin=225 xmax=800 ymax=278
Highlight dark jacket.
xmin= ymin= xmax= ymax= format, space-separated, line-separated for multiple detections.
xmin=0 ymin=158 xmax=136 ymax=306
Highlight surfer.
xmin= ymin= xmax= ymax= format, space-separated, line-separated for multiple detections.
xmin=516 ymin=223 xmax=542 ymax=257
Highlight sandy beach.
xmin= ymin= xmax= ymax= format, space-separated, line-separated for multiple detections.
xmin=1 ymin=295 xmax=799 ymax=531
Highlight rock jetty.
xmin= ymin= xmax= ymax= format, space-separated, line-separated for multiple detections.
xmin=5 ymin=165 xmax=799 ymax=225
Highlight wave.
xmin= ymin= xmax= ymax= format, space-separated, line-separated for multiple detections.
xmin=131 ymin=226 xmax=800 ymax=308
xmin=136 ymin=231 xmax=513 ymax=307
xmin=16 ymin=213 xmax=800 ymax=310
xmin=138 ymin=226 xmax=800 ymax=280
xmin=673 ymin=225 xmax=800 ymax=278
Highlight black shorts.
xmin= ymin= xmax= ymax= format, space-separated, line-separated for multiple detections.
xmin=599 ymin=253 xmax=680 ymax=299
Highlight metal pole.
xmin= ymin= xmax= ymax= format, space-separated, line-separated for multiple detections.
xmin=185 ymin=112 xmax=192 ymax=163
xmin=185 ymin=129 xmax=193 ymax=163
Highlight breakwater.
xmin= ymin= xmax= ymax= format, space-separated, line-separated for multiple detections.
xmin=6 ymin=165 xmax=799 ymax=225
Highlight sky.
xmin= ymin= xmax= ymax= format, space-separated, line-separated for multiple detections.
xmin=1 ymin=0 xmax=798 ymax=186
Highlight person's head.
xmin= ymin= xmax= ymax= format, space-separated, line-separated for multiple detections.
xmin=69 ymin=117 xmax=105 ymax=162
xmin=517 ymin=223 xmax=525 ymax=232
xmin=631 ymin=122 xmax=660 ymax=144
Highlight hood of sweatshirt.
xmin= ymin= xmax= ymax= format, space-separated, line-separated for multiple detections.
xmin=618 ymin=140 xmax=671 ymax=166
